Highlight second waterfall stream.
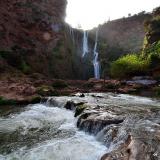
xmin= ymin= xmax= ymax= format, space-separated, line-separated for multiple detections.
xmin=82 ymin=29 xmax=100 ymax=79
xmin=93 ymin=29 xmax=100 ymax=79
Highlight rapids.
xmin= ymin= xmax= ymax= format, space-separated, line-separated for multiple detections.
xmin=0 ymin=93 xmax=160 ymax=160
xmin=0 ymin=103 xmax=106 ymax=160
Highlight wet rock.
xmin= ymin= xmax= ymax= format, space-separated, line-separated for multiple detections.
xmin=23 ymin=86 xmax=36 ymax=96
xmin=132 ymin=76 xmax=152 ymax=80
xmin=101 ymin=135 xmax=132 ymax=160
xmin=64 ymin=101 xmax=76 ymax=110
xmin=36 ymin=85 xmax=55 ymax=96
xmin=127 ymin=79 xmax=157 ymax=85
xmin=79 ymin=93 xmax=85 ymax=97
xmin=74 ymin=104 xmax=88 ymax=117
xmin=77 ymin=113 xmax=124 ymax=135
xmin=101 ymin=135 xmax=160 ymax=160
xmin=118 ymin=87 xmax=138 ymax=94
xmin=91 ymin=94 xmax=104 ymax=98
xmin=29 ymin=96 xmax=42 ymax=104
xmin=76 ymin=102 xmax=86 ymax=106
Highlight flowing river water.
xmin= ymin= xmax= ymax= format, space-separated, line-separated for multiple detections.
xmin=0 ymin=93 xmax=160 ymax=160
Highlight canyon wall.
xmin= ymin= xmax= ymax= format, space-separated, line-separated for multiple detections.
xmin=0 ymin=0 xmax=156 ymax=80
xmin=90 ymin=13 xmax=152 ymax=63
xmin=0 ymin=0 xmax=86 ymax=79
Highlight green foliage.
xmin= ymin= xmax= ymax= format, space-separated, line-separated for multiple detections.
xmin=144 ymin=17 xmax=160 ymax=33
xmin=110 ymin=54 xmax=150 ymax=78
xmin=0 ymin=48 xmax=31 ymax=74
xmin=52 ymin=80 xmax=68 ymax=89
xmin=144 ymin=41 xmax=160 ymax=69
xmin=145 ymin=41 xmax=160 ymax=55
xmin=153 ymin=86 xmax=160 ymax=97
xmin=36 ymin=85 xmax=55 ymax=96
xmin=153 ymin=7 xmax=160 ymax=16
xmin=0 ymin=50 xmax=12 ymax=58
xmin=74 ymin=105 xmax=88 ymax=117
xmin=20 ymin=61 xmax=31 ymax=74
xmin=30 ymin=96 xmax=41 ymax=104
xmin=0 ymin=97 xmax=17 ymax=105
xmin=107 ymin=7 xmax=160 ymax=79
xmin=144 ymin=7 xmax=160 ymax=46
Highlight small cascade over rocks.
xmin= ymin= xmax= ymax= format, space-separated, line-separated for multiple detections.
xmin=2 ymin=93 xmax=159 ymax=159
xmin=93 ymin=29 xmax=100 ymax=79
xmin=82 ymin=30 xmax=89 ymax=57
xmin=0 ymin=98 xmax=106 ymax=160
xmin=50 ymin=93 xmax=160 ymax=160
xmin=77 ymin=113 xmax=124 ymax=135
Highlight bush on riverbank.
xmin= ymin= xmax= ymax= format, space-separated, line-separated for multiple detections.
xmin=110 ymin=7 xmax=160 ymax=79
xmin=110 ymin=54 xmax=150 ymax=78
xmin=0 ymin=96 xmax=17 ymax=105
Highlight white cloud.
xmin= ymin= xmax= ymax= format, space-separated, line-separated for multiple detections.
xmin=65 ymin=0 xmax=160 ymax=30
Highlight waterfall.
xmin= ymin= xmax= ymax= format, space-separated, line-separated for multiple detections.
xmin=82 ymin=30 xmax=89 ymax=57
xmin=93 ymin=29 xmax=100 ymax=79
xmin=69 ymin=27 xmax=75 ymax=44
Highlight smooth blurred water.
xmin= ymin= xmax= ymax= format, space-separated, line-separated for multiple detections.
xmin=93 ymin=29 xmax=100 ymax=79
xmin=82 ymin=31 xmax=89 ymax=57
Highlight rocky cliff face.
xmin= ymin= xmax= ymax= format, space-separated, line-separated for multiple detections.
xmin=0 ymin=0 xmax=67 ymax=51
xmin=0 ymin=1 xmax=157 ymax=80
xmin=0 ymin=0 xmax=83 ymax=79
xmin=144 ymin=7 xmax=160 ymax=47
xmin=90 ymin=13 xmax=152 ymax=63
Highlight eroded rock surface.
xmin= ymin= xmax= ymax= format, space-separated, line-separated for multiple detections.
xmin=51 ymin=93 xmax=160 ymax=160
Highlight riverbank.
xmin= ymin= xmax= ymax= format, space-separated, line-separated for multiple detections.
xmin=0 ymin=73 xmax=160 ymax=105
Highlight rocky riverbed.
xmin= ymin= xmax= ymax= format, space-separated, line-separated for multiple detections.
xmin=48 ymin=93 xmax=160 ymax=160
xmin=0 ymin=92 xmax=160 ymax=159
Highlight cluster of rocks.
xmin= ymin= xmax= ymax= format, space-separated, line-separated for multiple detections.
xmin=62 ymin=93 xmax=160 ymax=160
xmin=0 ymin=75 xmax=159 ymax=105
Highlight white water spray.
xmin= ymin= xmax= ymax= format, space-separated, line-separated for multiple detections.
xmin=93 ymin=29 xmax=100 ymax=79
xmin=82 ymin=31 xmax=89 ymax=57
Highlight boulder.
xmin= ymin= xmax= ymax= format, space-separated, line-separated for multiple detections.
xmin=77 ymin=113 xmax=123 ymax=135
xmin=64 ymin=101 xmax=76 ymax=110
xmin=74 ymin=104 xmax=88 ymax=117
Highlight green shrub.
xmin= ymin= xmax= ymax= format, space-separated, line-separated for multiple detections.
xmin=153 ymin=86 xmax=160 ymax=96
xmin=36 ymin=85 xmax=54 ymax=96
xmin=110 ymin=54 xmax=150 ymax=78
xmin=144 ymin=41 xmax=160 ymax=55
xmin=144 ymin=41 xmax=160 ymax=69
xmin=20 ymin=61 xmax=31 ymax=74
xmin=74 ymin=104 xmax=88 ymax=117
xmin=0 ymin=97 xmax=17 ymax=105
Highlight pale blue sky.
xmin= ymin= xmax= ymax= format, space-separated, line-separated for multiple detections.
xmin=66 ymin=0 xmax=160 ymax=30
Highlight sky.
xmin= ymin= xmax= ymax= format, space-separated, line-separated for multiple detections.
xmin=65 ymin=0 xmax=160 ymax=30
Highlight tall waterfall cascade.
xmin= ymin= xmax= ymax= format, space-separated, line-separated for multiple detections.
xmin=82 ymin=31 xmax=89 ymax=57
xmin=69 ymin=27 xmax=75 ymax=44
xmin=93 ymin=29 xmax=100 ymax=79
